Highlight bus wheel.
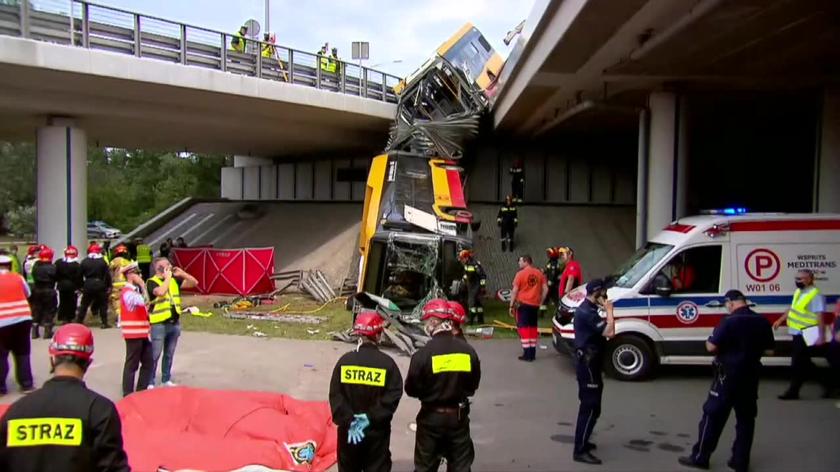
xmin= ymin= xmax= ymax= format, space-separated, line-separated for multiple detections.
xmin=604 ymin=335 xmax=655 ymax=381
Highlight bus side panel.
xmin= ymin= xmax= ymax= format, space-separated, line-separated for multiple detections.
xmin=358 ymin=154 xmax=390 ymax=288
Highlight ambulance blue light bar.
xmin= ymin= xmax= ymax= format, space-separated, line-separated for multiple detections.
xmin=701 ymin=208 xmax=748 ymax=215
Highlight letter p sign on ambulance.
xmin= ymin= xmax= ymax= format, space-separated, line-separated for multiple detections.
xmin=745 ymin=248 xmax=780 ymax=282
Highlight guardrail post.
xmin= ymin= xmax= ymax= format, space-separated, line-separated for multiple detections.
xmin=68 ymin=0 xmax=74 ymax=45
xmin=180 ymin=24 xmax=187 ymax=65
xmin=19 ymin=0 xmax=30 ymax=38
xmin=381 ymin=73 xmax=387 ymax=101
xmin=81 ymin=2 xmax=89 ymax=48
xmin=288 ymin=49 xmax=295 ymax=83
xmin=361 ymin=67 xmax=368 ymax=98
xmin=340 ymin=62 xmax=346 ymax=94
xmin=220 ymin=33 xmax=227 ymax=71
xmin=315 ymin=54 xmax=322 ymax=89
xmin=256 ymin=43 xmax=262 ymax=78
xmin=133 ymin=14 xmax=141 ymax=57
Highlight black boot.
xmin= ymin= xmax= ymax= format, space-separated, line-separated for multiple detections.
xmin=31 ymin=324 xmax=39 ymax=339
xmin=501 ymin=240 xmax=507 ymax=251
xmin=42 ymin=325 xmax=53 ymax=340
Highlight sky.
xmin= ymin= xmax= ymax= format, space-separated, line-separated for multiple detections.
xmin=86 ymin=0 xmax=535 ymax=77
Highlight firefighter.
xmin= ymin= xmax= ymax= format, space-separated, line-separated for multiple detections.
xmin=22 ymin=245 xmax=40 ymax=288
xmin=75 ymin=244 xmax=111 ymax=328
xmin=497 ymin=195 xmax=518 ymax=252
xmin=458 ymin=250 xmax=486 ymax=325
xmin=0 ymin=323 xmax=130 ymax=471
xmin=109 ymin=244 xmax=133 ymax=323
xmin=448 ymin=300 xmax=468 ymax=340
xmin=329 ymin=309 xmax=403 ymax=472
xmin=543 ymin=247 xmax=564 ymax=313
xmin=55 ymin=246 xmax=83 ymax=324
xmin=30 ymin=246 xmax=58 ymax=340
xmin=0 ymin=254 xmax=35 ymax=396
xmin=405 ymin=299 xmax=481 ymax=472
xmin=509 ymin=158 xmax=524 ymax=203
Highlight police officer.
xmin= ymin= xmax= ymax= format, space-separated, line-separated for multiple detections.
xmin=30 ymin=246 xmax=58 ymax=339
xmin=497 ymin=195 xmax=518 ymax=252
xmin=571 ymin=279 xmax=615 ymax=465
xmin=458 ymin=250 xmax=487 ymax=325
xmin=405 ymin=299 xmax=481 ymax=472
xmin=0 ymin=323 xmax=130 ymax=471
xmin=679 ymin=290 xmax=774 ymax=472
xmin=329 ymin=310 xmax=403 ymax=472
xmin=75 ymin=244 xmax=111 ymax=328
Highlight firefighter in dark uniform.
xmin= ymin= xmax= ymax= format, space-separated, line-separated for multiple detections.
xmin=497 ymin=195 xmax=518 ymax=252
xmin=0 ymin=323 xmax=130 ymax=471
xmin=30 ymin=246 xmax=58 ymax=340
xmin=458 ymin=250 xmax=486 ymax=325
xmin=543 ymin=247 xmax=564 ymax=313
xmin=509 ymin=159 xmax=524 ymax=203
xmin=572 ymin=279 xmax=615 ymax=465
xmin=329 ymin=309 xmax=403 ymax=472
xmin=75 ymin=244 xmax=111 ymax=328
xmin=679 ymin=290 xmax=774 ymax=472
xmin=406 ymin=299 xmax=481 ymax=472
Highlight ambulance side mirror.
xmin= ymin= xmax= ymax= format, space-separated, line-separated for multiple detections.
xmin=653 ymin=273 xmax=673 ymax=298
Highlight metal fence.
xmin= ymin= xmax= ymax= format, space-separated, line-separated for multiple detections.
xmin=0 ymin=0 xmax=401 ymax=103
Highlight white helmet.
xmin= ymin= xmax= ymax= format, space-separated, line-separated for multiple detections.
xmin=0 ymin=255 xmax=12 ymax=265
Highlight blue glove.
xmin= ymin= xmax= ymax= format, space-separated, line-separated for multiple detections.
xmin=347 ymin=413 xmax=370 ymax=445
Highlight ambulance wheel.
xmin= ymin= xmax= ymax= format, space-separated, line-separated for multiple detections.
xmin=605 ymin=335 xmax=654 ymax=381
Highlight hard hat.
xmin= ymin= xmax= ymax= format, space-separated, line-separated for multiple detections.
xmin=87 ymin=243 xmax=102 ymax=255
xmin=447 ymin=301 xmax=467 ymax=325
xmin=421 ymin=298 xmax=454 ymax=321
xmin=0 ymin=255 xmax=11 ymax=265
xmin=27 ymin=245 xmax=40 ymax=256
xmin=39 ymin=246 xmax=54 ymax=262
xmin=49 ymin=323 xmax=94 ymax=362
xmin=113 ymin=244 xmax=129 ymax=256
xmin=121 ymin=261 xmax=140 ymax=275
xmin=458 ymin=249 xmax=472 ymax=261
xmin=546 ymin=247 xmax=558 ymax=259
xmin=352 ymin=310 xmax=385 ymax=337
xmin=64 ymin=245 xmax=78 ymax=257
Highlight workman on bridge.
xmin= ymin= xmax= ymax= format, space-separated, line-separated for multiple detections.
xmin=30 ymin=246 xmax=58 ymax=340
xmin=75 ymin=244 xmax=111 ymax=328
xmin=55 ymin=246 xmax=83 ymax=325
xmin=135 ymin=238 xmax=153 ymax=280
xmin=0 ymin=323 xmax=130 ymax=471
xmin=109 ymin=244 xmax=133 ymax=324
xmin=543 ymin=247 xmax=565 ymax=312
xmin=509 ymin=158 xmax=525 ymax=203
xmin=147 ymin=257 xmax=197 ymax=387
xmin=457 ymin=250 xmax=486 ymax=325
xmin=497 ymin=195 xmax=518 ymax=252
xmin=0 ymin=254 xmax=35 ymax=396
xmin=231 ymin=24 xmax=248 ymax=53
xmin=405 ymin=299 xmax=481 ymax=472
xmin=329 ymin=309 xmax=403 ymax=472
xmin=318 ymin=43 xmax=331 ymax=75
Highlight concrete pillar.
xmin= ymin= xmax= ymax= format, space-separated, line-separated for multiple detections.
xmin=645 ymin=92 xmax=688 ymax=239
xmin=815 ymin=89 xmax=840 ymax=212
xmin=36 ymin=118 xmax=87 ymax=252
xmin=233 ymin=155 xmax=273 ymax=168
xmin=636 ymin=109 xmax=650 ymax=248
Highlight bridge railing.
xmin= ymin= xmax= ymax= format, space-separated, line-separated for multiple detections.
xmin=0 ymin=0 xmax=401 ymax=103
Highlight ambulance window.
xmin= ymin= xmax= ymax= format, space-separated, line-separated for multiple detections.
xmin=661 ymin=245 xmax=722 ymax=294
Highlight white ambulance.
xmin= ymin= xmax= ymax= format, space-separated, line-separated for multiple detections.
xmin=553 ymin=211 xmax=840 ymax=381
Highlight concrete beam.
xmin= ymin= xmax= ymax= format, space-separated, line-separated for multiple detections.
xmin=816 ymin=89 xmax=840 ymax=212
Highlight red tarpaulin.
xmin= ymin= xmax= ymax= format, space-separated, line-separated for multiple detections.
xmin=171 ymin=247 xmax=275 ymax=296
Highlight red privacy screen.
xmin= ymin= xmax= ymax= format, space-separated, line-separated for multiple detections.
xmin=171 ymin=247 xmax=275 ymax=295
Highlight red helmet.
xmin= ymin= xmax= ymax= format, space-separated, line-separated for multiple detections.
xmin=27 ymin=245 xmax=41 ymax=256
xmin=447 ymin=301 xmax=467 ymax=325
xmin=421 ymin=298 xmax=454 ymax=321
xmin=64 ymin=245 xmax=78 ymax=258
xmin=546 ymin=247 xmax=558 ymax=259
xmin=87 ymin=243 xmax=102 ymax=255
xmin=458 ymin=249 xmax=473 ymax=262
xmin=353 ymin=310 xmax=385 ymax=337
xmin=49 ymin=323 xmax=94 ymax=362
xmin=39 ymin=246 xmax=54 ymax=262
xmin=113 ymin=244 xmax=129 ymax=256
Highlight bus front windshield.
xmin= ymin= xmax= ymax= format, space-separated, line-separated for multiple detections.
xmin=610 ymin=242 xmax=674 ymax=289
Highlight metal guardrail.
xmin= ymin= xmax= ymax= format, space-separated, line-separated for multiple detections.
xmin=0 ymin=0 xmax=401 ymax=103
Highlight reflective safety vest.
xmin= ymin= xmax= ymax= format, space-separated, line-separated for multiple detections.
xmin=319 ymin=53 xmax=330 ymax=72
xmin=136 ymin=245 xmax=152 ymax=264
xmin=148 ymin=276 xmax=181 ymax=324
xmin=787 ymin=287 xmax=821 ymax=332
xmin=119 ymin=286 xmax=150 ymax=339
xmin=10 ymin=255 xmax=20 ymax=274
xmin=109 ymin=257 xmax=131 ymax=290
xmin=231 ymin=31 xmax=246 ymax=53
xmin=261 ymin=43 xmax=275 ymax=58
xmin=0 ymin=272 xmax=32 ymax=324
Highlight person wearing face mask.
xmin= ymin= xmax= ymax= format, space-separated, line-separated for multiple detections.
xmin=678 ymin=290 xmax=774 ymax=472
xmin=405 ymin=299 xmax=481 ymax=472
xmin=571 ymin=279 xmax=614 ymax=465
xmin=773 ymin=269 xmax=831 ymax=400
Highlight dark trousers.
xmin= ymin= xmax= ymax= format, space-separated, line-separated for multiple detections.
xmin=139 ymin=262 xmax=151 ymax=280
xmin=337 ymin=426 xmax=392 ymax=472
xmin=57 ymin=288 xmax=78 ymax=323
xmin=574 ymin=348 xmax=603 ymax=455
xmin=827 ymin=340 xmax=840 ymax=393
xmin=689 ymin=372 xmax=758 ymax=471
xmin=465 ymin=285 xmax=483 ymax=324
xmin=785 ymin=334 xmax=828 ymax=395
xmin=0 ymin=320 xmax=34 ymax=392
xmin=511 ymin=178 xmax=524 ymax=202
xmin=75 ymin=288 xmax=109 ymax=326
xmin=516 ymin=303 xmax=539 ymax=360
xmin=122 ymin=338 xmax=154 ymax=396
xmin=414 ymin=409 xmax=474 ymax=472
xmin=545 ymin=280 xmax=560 ymax=307
xmin=30 ymin=288 xmax=57 ymax=335
xmin=500 ymin=225 xmax=515 ymax=252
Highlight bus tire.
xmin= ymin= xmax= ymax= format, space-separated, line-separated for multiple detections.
xmin=604 ymin=334 xmax=655 ymax=381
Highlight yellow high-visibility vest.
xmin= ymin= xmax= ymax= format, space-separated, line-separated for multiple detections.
xmin=787 ymin=287 xmax=821 ymax=332
xmin=136 ymin=245 xmax=152 ymax=263
xmin=231 ymin=32 xmax=246 ymax=53
xmin=148 ymin=276 xmax=182 ymax=324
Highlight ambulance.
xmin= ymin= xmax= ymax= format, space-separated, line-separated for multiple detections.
xmin=553 ymin=211 xmax=840 ymax=381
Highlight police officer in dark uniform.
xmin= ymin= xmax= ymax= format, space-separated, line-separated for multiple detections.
xmin=75 ymin=245 xmax=111 ymax=328
xmin=679 ymin=290 xmax=774 ymax=472
xmin=572 ymin=279 xmax=615 ymax=465
xmin=0 ymin=323 xmax=130 ymax=471
xmin=458 ymin=250 xmax=487 ymax=325
xmin=30 ymin=246 xmax=58 ymax=340
xmin=496 ymin=195 xmax=518 ymax=252
xmin=329 ymin=309 xmax=403 ymax=472
xmin=406 ymin=299 xmax=481 ymax=472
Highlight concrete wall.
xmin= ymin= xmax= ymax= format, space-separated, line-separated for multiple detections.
xmin=817 ymin=89 xmax=840 ymax=213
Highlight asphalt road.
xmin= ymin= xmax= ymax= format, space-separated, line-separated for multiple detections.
xmin=2 ymin=330 xmax=838 ymax=472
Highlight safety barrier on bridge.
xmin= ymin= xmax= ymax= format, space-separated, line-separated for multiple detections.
xmin=0 ymin=0 xmax=400 ymax=103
